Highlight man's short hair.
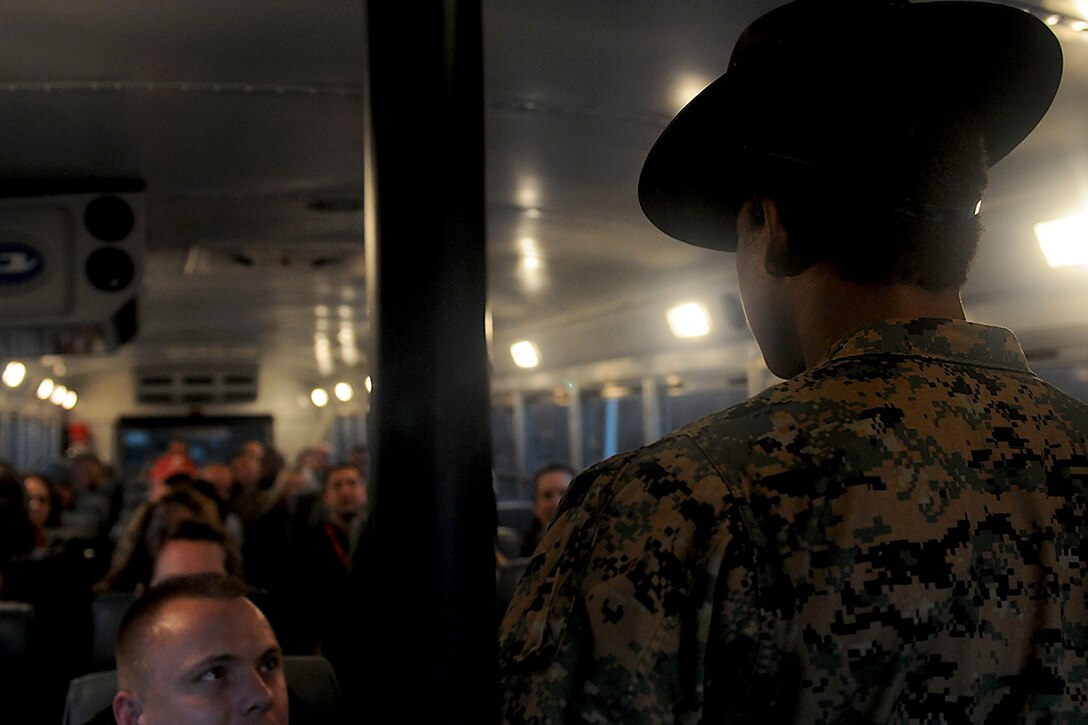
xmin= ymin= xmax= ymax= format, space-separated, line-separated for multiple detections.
xmin=322 ymin=462 xmax=364 ymax=489
xmin=115 ymin=573 xmax=253 ymax=688
xmin=532 ymin=463 xmax=574 ymax=489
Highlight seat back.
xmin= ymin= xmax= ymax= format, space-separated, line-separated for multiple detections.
xmin=63 ymin=655 xmax=343 ymax=725
xmin=0 ymin=600 xmax=35 ymax=667
xmin=89 ymin=591 xmax=136 ymax=672
xmin=495 ymin=525 xmax=521 ymax=559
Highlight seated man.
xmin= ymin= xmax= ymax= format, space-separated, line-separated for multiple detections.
xmin=111 ymin=573 xmax=288 ymax=725
xmin=518 ymin=463 xmax=573 ymax=557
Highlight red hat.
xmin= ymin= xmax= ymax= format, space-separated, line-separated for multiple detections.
xmin=149 ymin=452 xmax=197 ymax=485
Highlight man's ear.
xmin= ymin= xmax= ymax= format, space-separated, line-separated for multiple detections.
xmin=761 ymin=197 xmax=807 ymax=277
xmin=113 ymin=690 xmax=143 ymax=725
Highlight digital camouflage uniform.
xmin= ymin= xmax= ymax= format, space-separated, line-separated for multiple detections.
xmin=499 ymin=318 xmax=1088 ymax=723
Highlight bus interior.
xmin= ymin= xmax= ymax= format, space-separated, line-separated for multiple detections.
xmin=0 ymin=1 xmax=1086 ymax=722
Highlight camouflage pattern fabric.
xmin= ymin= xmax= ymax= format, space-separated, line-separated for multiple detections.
xmin=498 ymin=318 xmax=1088 ymax=723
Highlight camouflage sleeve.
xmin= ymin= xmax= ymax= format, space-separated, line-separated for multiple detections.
xmin=497 ymin=436 xmax=765 ymax=724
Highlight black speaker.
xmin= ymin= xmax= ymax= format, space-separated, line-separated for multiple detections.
xmin=0 ymin=185 xmax=144 ymax=324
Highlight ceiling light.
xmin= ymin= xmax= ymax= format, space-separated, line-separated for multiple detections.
xmin=50 ymin=385 xmax=68 ymax=405
xmin=601 ymin=383 xmax=630 ymax=399
xmin=365 ymin=376 xmax=373 ymax=393
xmin=310 ymin=388 xmax=330 ymax=407
xmin=2 ymin=361 xmax=26 ymax=388
xmin=667 ymin=302 xmax=712 ymax=338
xmin=1035 ymin=212 xmax=1088 ymax=268
xmin=1072 ymin=20 xmax=1088 ymax=31
xmin=334 ymin=382 xmax=353 ymax=402
xmin=673 ymin=74 xmax=711 ymax=113
xmin=36 ymin=378 xmax=54 ymax=400
xmin=510 ymin=340 xmax=541 ymax=369
xmin=62 ymin=390 xmax=77 ymax=410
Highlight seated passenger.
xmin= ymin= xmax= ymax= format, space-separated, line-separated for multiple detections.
xmin=94 ymin=485 xmax=225 ymax=593
xmin=111 ymin=573 xmax=288 ymax=725
xmin=518 ymin=463 xmax=573 ymax=557
xmin=149 ymin=519 xmax=239 ymax=589
xmin=23 ymin=472 xmax=62 ymax=554
xmin=281 ymin=464 xmax=367 ymax=661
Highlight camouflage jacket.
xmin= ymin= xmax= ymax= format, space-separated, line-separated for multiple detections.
xmin=498 ymin=319 xmax=1088 ymax=724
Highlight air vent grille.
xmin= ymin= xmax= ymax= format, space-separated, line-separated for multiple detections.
xmin=135 ymin=367 xmax=258 ymax=405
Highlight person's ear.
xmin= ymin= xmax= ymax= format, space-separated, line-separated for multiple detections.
xmin=113 ymin=690 xmax=143 ymax=725
xmin=761 ymin=197 xmax=806 ymax=277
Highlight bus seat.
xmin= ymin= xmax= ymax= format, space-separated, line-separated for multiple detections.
xmin=89 ymin=591 xmax=136 ymax=672
xmin=495 ymin=525 xmax=521 ymax=560
xmin=63 ymin=655 xmax=344 ymax=725
xmin=59 ymin=510 xmax=102 ymax=542
xmin=0 ymin=600 xmax=35 ymax=667
xmin=496 ymin=500 xmax=534 ymax=533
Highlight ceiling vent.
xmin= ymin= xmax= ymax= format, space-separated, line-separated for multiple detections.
xmin=136 ymin=367 xmax=258 ymax=405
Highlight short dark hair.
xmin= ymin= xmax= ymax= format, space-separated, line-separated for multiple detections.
xmin=115 ymin=573 xmax=254 ymax=688
xmin=323 ymin=462 xmax=364 ymax=490
xmin=749 ymin=122 xmax=988 ymax=291
xmin=532 ymin=463 xmax=574 ymax=489
xmin=151 ymin=518 xmax=243 ymax=583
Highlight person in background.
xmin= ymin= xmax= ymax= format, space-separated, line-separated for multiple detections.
xmin=499 ymin=1 xmax=1088 ymax=721
xmin=148 ymin=518 xmax=240 ymax=590
xmin=195 ymin=461 xmax=246 ymax=549
xmin=281 ymin=463 xmax=368 ymax=675
xmin=0 ymin=465 xmax=34 ymax=592
xmin=23 ymin=472 xmax=62 ymax=554
xmin=518 ymin=463 xmax=573 ymax=558
xmin=147 ymin=441 xmax=198 ymax=502
xmin=95 ymin=484 xmax=224 ymax=593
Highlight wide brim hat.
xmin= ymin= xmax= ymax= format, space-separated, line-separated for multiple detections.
xmin=638 ymin=0 xmax=1064 ymax=251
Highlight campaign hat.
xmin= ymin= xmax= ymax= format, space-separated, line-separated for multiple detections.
xmin=638 ymin=0 xmax=1063 ymax=251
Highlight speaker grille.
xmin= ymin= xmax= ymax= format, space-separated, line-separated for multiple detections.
xmin=135 ymin=367 xmax=258 ymax=405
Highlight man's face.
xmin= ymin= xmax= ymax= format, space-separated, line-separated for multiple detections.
xmin=322 ymin=467 xmax=367 ymax=524
xmin=231 ymin=456 xmax=261 ymax=491
xmin=151 ymin=540 xmax=228 ymax=587
xmin=534 ymin=470 xmax=572 ymax=527
xmin=118 ymin=597 xmax=288 ymax=725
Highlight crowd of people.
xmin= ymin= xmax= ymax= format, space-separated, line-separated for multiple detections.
xmin=0 ymin=438 xmax=371 ymax=724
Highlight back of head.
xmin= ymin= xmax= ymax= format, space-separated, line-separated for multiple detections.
xmin=147 ymin=517 xmax=243 ymax=588
xmin=96 ymin=484 xmax=222 ymax=593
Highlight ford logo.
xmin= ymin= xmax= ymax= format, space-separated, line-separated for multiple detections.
xmin=0 ymin=242 xmax=44 ymax=285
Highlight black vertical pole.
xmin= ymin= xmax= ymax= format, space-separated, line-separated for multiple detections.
xmin=360 ymin=0 xmax=495 ymax=723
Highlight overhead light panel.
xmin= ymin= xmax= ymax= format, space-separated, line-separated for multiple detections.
xmin=36 ymin=378 xmax=54 ymax=400
xmin=2 ymin=361 xmax=26 ymax=387
xmin=510 ymin=340 xmax=541 ymax=369
xmin=667 ymin=302 xmax=712 ymax=338
xmin=1035 ymin=212 xmax=1088 ymax=268
xmin=334 ymin=382 xmax=353 ymax=402
xmin=600 ymin=382 xmax=630 ymax=399
xmin=365 ymin=375 xmax=373 ymax=393
xmin=62 ymin=391 xmax=78 ymax=410
xmin=310 ymin=388 xmax=330 ymax=407
xmin=50 ymin=385 xmax=68 ymax=406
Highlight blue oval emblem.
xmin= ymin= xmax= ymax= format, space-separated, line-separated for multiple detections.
xmin=0 ymin=242 xmax=44 ymax=285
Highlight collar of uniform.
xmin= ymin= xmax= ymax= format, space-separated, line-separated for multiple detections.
xmin=816 ymin=317 xmax=1030 ymax=372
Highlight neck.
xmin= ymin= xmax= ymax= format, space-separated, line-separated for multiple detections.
xmin=791 ymin=267 xmax=966 ymax=370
